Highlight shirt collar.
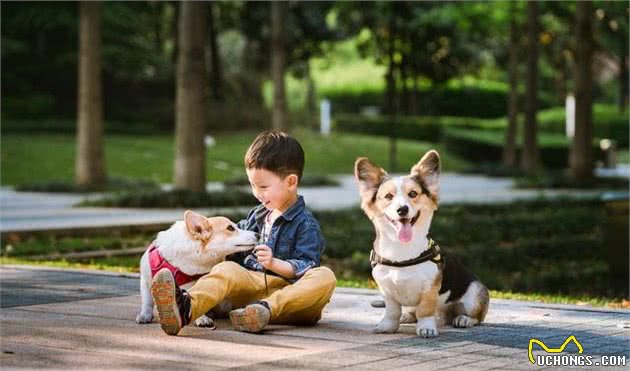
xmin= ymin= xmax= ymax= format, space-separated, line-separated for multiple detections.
xmin=280 ymin=195 xmax=305 ymax=221
xmin=254 ymin=195 xmax=305 ymax=226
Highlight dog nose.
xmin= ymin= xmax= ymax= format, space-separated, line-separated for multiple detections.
xmin=397 ymin=206 xmax=409 ymax=216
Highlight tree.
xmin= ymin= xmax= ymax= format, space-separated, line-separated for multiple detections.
xmin=520 ymin=1 xmax=541 ymax=173
xmin=570 ymin=1 xmax=595 ymax=181
xmin=503 ymin=1 xmax=520 ymax=168
xmin=76 ymin=1 xmax=106 ymax=189
xmin=271 ymin=1 xmax=288 ymax=131
xmin=208 ymin=1 xmax=223 ymax=101
xmin=594 ymin=1 xmax=628 ymax=111
xmin=173 ymin=1 xmax=208 ymax=192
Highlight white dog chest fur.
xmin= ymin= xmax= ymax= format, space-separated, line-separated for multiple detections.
xmin=373 ymin=262 xmax=439 ymax=307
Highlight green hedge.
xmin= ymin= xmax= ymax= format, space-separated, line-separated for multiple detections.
xmin=323 ymin=86 xmax=554 ymax=119
xmin=538 ymin=104 xmax=629 ymax=148
xmin=1 ymin=118 xmax=159 ymax=135
xmin=79 ymin=189 xmax=258 ymax=208
xmin=333 ymin=114 xmax=503 ymax=142
xmin=443 ymin=128 xmax=603 ymax=169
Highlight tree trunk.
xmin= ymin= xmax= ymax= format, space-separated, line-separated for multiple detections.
xmin=385 ymin=16 xmax=397 ymax=172
xmin=570 ymin=1 xmax=594 ymax=181
xmin=400 ymin=57 xmax=409 ymax=115
xmin=174 ymin=1 xmax=208 ymax=192
xmin=171 ymin=1 xmax=179 ymax=65
xmin=76 ymin=1 xmax=106 ymax=189
xmin=208 ymin=1 xmax=223 ymax=101
xmin=305 ymin=62 xmax=318 ymax=131
xmin=271 ymin=0 xmax=288 ymax=131
xmin=619 ymin=43 xmax=628 ymax=112
xmin=503 ymin=2 xmax=519 ymax=168
xmin=521 ymin=1 xmax=540 ymax=173
xmin=410 ymin=72 xmax=419 ymax=116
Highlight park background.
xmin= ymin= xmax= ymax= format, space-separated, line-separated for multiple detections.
xmin=1 ymin=1 xmax=628 ymax=307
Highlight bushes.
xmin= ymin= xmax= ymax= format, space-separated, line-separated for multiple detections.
xmin=15 ymin=177 xmax=160 ymax=193
xmin=334 ymin=114 xmax=503 ymax=142
xmin=538 ymin=104 xmax=629 ymax=147
xmin=1 ymin=118 xmax=158 ymax=135
xmin=442 ymin=128 xmax=603 ymax=169
xmin=324 ymin=86 xmax=508 ymax=118
xmin=334 ymin=111 xmax=609 ymax=169
xmin=79 ymin=189 xmax=257 ymax=208
xmin=323 ymin=85 xmax=555 ymax=119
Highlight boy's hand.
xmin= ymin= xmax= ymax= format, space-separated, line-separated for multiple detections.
xmin=254 ymin=244 xmax=274 ymax=269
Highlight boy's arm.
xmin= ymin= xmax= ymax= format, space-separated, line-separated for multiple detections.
xmin=284 ymin=221 xmax=324 ymax=278
xmin=260 ymin=250 xmax=296 ymax=279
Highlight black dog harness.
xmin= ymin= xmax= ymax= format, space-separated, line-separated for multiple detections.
xmin=370 ymin=237 xmax=442 ymax=268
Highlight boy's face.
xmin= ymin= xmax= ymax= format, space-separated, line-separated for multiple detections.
xmin=246 ymin=168 xmax=298 ymax=213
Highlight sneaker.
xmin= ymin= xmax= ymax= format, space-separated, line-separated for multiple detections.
xmin=229 ymin=302 xmax=271 ymax=333
xmin=151 ymin=268 xmax=191 ymax=335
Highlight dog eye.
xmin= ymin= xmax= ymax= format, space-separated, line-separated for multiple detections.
xmin=226 ymin=225 xmax=236 ymax=232
xmin=408 ymin=191 xmax=418 ymax=198
xmin=384 ymin=193 xmax=394 ymax=200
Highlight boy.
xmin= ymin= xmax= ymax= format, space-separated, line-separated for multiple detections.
xmin=151 ymin=130 xmax=337 ymax=335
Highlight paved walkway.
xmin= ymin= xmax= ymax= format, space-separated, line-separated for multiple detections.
xmin=1 ymin=265 xmax=629 ymax=370
xmin=0 ymin=173 xmax=604 ymax=233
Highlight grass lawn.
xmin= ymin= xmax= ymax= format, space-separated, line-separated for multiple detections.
xmin=1 ymin=129 xmax=469 ymax=186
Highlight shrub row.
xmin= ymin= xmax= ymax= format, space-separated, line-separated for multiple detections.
xmin=323 ymin=86 xmax=555 ymax=118
xmin=538 ymin=104 xmax=629 ymax=147
xmin=442 ymin=128 xmax=603 ymax=169
xmin=333 ymin=113 xmax=503 ymax=142
xmin=15 ymin=177 xmax=160 ymax=193
xmin=79 ymin=189 xmax=257 ymax=208
xmin=1 ymin=119 xmax=159 ymax=135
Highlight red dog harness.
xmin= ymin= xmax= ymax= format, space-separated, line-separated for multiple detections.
xmin=148 ymin=243 xmax=204 ymax=286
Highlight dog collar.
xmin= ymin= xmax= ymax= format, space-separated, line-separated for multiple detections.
xmin=370 ymin=237 xmax=442 ymax=268
xmin=148 ymin=243 xmax=204 ymax=286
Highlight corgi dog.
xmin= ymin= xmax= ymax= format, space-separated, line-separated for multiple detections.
xmin=135 ymin=210 xmax=258 ymax=327
xmin=354 ymin=150 xmax=489 ymax=337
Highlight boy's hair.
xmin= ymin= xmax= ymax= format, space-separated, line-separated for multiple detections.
xmin=244 ymin=130 xmax=305 ymax=180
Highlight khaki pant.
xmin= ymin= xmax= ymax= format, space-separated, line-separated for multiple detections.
xmin=188 ymin=261 xmax=337 ymax=325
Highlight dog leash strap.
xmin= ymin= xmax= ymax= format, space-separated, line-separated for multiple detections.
xmin=264 ymin=269 xmax=269 ymax=296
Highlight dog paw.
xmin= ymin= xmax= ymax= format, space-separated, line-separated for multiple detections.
xmin=453 ymin=315 xmax=476 ymax=328
xmin=416 ymin=326 xmax=439 ymax=338
xmin=195 ymin=315 xmax=216 ymax=329
xmin=373 ymin=319 xmax=399 ymax=333
xmin=416 ymin=317 xmax=438 ymax=337
xmin=135 ymin=312 xmax=153 ymax=324
xmin=400 ymin=312 xmax=416 ymax=324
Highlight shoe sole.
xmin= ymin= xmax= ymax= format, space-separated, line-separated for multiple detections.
xmin=151 ymin=269 xmax=182 ymax=336
xmin=229 ymin=306 xmax=268 ymax=333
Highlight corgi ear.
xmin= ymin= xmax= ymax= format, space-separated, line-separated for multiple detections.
xmin=410 ymin=150 xmax=440 ymax=203
xmin=184 ymin=210 xmax=213 ymax=241
xmin=354 ymin=157 xmax=388 ymax=199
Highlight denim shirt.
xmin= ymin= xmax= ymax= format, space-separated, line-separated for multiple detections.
xmin=236 ymin=195 xmax=325 ymax=281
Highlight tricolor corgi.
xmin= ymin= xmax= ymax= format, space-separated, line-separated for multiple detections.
xmin=354 ymin=150 xmax=489 ymax=337
xmin=135 ymin=210 xmax=258 ymax=328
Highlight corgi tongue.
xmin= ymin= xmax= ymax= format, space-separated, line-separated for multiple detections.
xmin=398 ymin=222 xmax=413 ymax=242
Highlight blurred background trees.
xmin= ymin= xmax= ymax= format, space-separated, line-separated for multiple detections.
xmin=1 ymin=0 xmax=628 ymax=187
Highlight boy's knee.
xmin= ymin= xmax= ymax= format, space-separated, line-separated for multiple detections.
xmin=306 ymin=266 xmax=337 ymax=292
xmin=210 ymin=261 xmax=243 ymax=277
